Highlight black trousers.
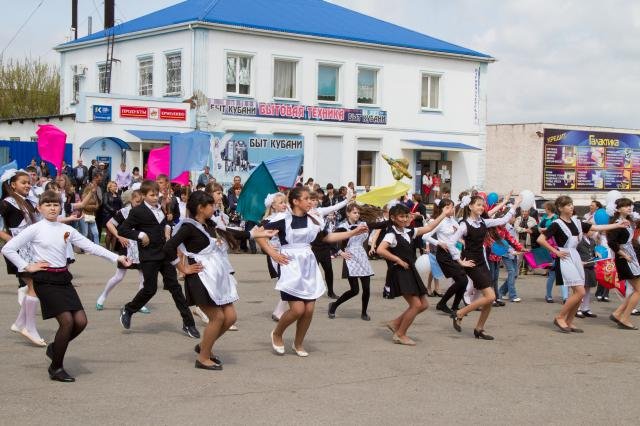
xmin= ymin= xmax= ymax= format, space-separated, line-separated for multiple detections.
xmin=125 ymin=260 xmax=194 ymax=326
xmin=317 ymin=255 xmax=334 ymax=295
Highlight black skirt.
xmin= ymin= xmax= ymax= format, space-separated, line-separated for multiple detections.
xmin=436 ymin=248 xmax=464 ymax=278
xmin=32 ymin=270 xmax=82 ymax=319
xmin=615 ymin=257 xmax=640 ymax=281
xmin=280 ymin=291 xmax=315 ymax=302
xmin=464 ymin=264 xmax=491 ymax=290
xmin=184 ymin=274 xmax=218 ymax=307
xmin=387 ymin=264 xmax=427 ymax=298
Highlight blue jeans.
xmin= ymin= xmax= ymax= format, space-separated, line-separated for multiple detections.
xmin=78 ymin=218 xmax=100 ymax=244
xmin=499 ymin=257 xmax=518 ymax=299
xmin=545 ymin=269 xmax=569 ymax=300
xmin=489 ymin=260 xmax=500 ymax=297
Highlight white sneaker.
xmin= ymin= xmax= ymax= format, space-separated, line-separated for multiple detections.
xmin=192 ymin=307 xmax=209 ymax=324
xmin=17 ymin=286 xmax=27 ymax=306
xmin=512 ymin=297 xmax=522 ymax=303
xmin=501 ymin=295 xmax=510 ymax=300
xmin=229 ymin=324 xmax=238 ymax=331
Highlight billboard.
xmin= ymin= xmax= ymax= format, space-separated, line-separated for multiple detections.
xmin=208 ymin=132 xmax=303 ymax=187
xmin=542 ymin=128 xmax=640 ymax=191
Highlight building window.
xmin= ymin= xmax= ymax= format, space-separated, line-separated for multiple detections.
xmin=274 ymin=59 xmax=297 ymax=99
xmin=138 ymin=56 xmax=153 ymax=96
xmin=357 ymin=151 xmax=376 ymax=187
xmin=421 ymin=73 xmax=441 ymax=109
xmin=357 ymin=68 xmax=377 ymax=104
xmin=226 ymin=54 xmax=251 ymax=95
xmin=98 ymin=63 xmax=108 ymax=93
xmin=165 ymin=52 xmax=181 ymax=96
xmin=72 ymin=74 xmax=80 ymax=104
xmin=318 ymin=64 xmax=339 ymax=102
xmin=30 ymin=136 xmax=38 ymax=141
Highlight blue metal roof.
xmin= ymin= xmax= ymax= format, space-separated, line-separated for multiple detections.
xmin=61 ymin=0 xmax=491 ymax=59
xmin=405 ymin=140 xmax=481 ymax=151
xmin=126 ymin=130 xmax=182 ymax=141
xmin=80 ymin=137 xmax=131 ymax=150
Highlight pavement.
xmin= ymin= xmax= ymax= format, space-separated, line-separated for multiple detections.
xmin=1 ymin=253 xmax=639 ymax=425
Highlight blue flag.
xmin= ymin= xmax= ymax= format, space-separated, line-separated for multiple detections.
xmin=237 ymin=162 xmax=278 ymax=223
xmin=264 ymin=155 xmax=303 ymax=188
xmin=170 ymin=131 xmax=211 ymax=180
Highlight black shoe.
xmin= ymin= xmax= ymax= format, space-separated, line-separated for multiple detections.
xmin=618 ymin=322 xmax=639 ymax=330
xmin=602 ymin=297 xmax=610 ymax=303
xmin=119 ymin=307 xmax=132 ymax=330
xmin=361 ymin=313 xmax=371 ymax=321
xmin=474 ymin=329 xmax=494 ymax=340
xmin=182 ymin=325 xmax=200 ymax=339
xmin=195 ymin=359 xmax=222 ymax=370
xmin=46 ymin=343 xmax=54 ymax=361
xmin=327 ymin=293 xmax=339 ymax=299
xmin=545 ymin=297 xmax=554 ymax=303
xmin=436 ymin=302 xmax=453 ymax=315
xmin=48 ymin=366 xmax=75 ymax=382
xmin=609 ymin=314 xmax=622 ymax=325
xmin=327 ymin=302 xmax=336 ymax=319
xmin=194 ymin=344 xmax=223 ymax=365
xmin=553 ymin=318 xmax=571 ymax=333
xmin=450 ymin=310 xmax=462 ymax=332
xmin=631 ymin=310 xmax=640 ymax=316
xmin=575 ymin=310 xmax=585 ymax=318
xmin=496 ymin=300 xmax=506 ymax=307
xmin=582 ymin=310 xmax=598 ymax=318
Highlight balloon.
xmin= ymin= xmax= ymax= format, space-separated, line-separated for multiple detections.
xmin=595 ymin=245 xmax=610 ymax=259
xmin=520 ymin=190 xmax=535 ymax=211
xmin=606 ymin=190 xmax=622 ymax=205
xmin=415 ymin=254 xmax=431 ymax=280
xmin=478 ymin=191 xmax=487 ymax=201
xmin=491 ymin=241 xmax=509 ymax=257
xmin=594 ymin=208 xmax=610 ymax=225
xmin=455 ymin=242 xmax=464 ymax=251
xmin=487 ymin=192 xmax=499 ymax=206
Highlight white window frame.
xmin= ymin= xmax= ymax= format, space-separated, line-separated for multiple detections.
xmin=316 ymin=61 xmax=343 ymax=105
xmin=272 ymin=55 xmax=300 ymax=102
xmin=420 ymin=71 xmax=443 ymax=112
xmin=164 ymin=50 xmax=182 ymax=97
xmin=225 ymin=51 xmax=255 ymax=98
xmin=137 ymin=55 xmax=154 ymax=97
xmin=356 ymin=65 xmax=381 ymax=107
xmin=97 ymin=62 xmax=108 ymax=94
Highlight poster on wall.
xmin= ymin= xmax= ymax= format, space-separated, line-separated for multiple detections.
xmin=542 ymin=128 xmax=640 ymax=191
xmin=208 ymin=132 xmax=303 ymax=187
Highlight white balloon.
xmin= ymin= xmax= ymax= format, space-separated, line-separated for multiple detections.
xmin=606 ymin=190 xmax=622 ymax=205
xmin=415 ymin=254 xmax=431 ymax=280
xmin=520 ymin=189 xmax=535 ymax=211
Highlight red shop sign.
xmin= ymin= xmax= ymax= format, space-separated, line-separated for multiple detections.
xmin=159 ymin=108 xmax=187 ymax=121
xmin=120 ymin=105 xmax=148 ymax=119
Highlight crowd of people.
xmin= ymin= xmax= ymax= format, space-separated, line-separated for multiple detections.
xmin=1 ymin=158 xmax=640 ymax=383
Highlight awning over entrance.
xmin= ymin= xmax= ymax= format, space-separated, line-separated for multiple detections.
xmin=404 ymin=140 xmax=481 ymax=151
xmin=125 ymin=129 xmax=182 ymax=141
xmin=80 ymin=136 xmax=131 ymax=151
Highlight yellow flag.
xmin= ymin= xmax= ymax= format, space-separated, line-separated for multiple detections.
xmin=356 ymin=181 xmax=411 ymax=207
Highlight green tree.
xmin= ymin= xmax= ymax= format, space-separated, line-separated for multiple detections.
xmin=0 ymin=57 xmax=60 ymax=118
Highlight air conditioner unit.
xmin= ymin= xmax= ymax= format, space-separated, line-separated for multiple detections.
xmin=72 ymin=65 xmax=87 ymax=77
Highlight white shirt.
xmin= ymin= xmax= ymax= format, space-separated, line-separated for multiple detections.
xmin=115 ymin=170 xmax=132 ymax=189
xmin=1 ymin=220 xmax=118 ymax=271
xmin=423 ymin=216 xmax=460 ymax=252
xmin=448 ymin=208 xmax=516 ymax=260
xmin=145 ymin=201 xmax=165 ymax=224
xmin=382 ymin=225 xmax=416 ymax=248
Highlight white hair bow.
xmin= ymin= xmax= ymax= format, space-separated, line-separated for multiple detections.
xmin=264 ymin=192 xmax=281 ymax=209
xmin=459 ymin=195 xmax=471 ymax=209
xmin=605 ymin=202 xmax=616 ymax=217
xmin=0 ymin=168 xmax=18 ymax=184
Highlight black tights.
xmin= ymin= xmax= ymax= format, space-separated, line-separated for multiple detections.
xmin=51 ymin=310 xmax=87 ymax=369
xmin=318 ymin=256 xmax=335 ymax=295
xmin=330 ymin=277 xmax=371 ymax=315
xmin=438 ymin=274 xmax=468 ymax=310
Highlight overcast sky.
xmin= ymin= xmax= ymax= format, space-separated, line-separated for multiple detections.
xmin=1 ymin=0 xmax=638 ymax=129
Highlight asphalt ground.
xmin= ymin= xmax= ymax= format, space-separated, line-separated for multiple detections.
xmin=1 ymin=253 xmax=639 ymax=425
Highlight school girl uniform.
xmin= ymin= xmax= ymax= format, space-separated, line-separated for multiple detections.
xmin=261 ymin=214 xmax=283 ymax=280
xmin=449 ymin=209 xmax=516 ymax=290
xmin=607 ymin=220 xmax=640 ymax=281
xmin=382 ymin=226 xmax=428 ymax=298
xmin=0 ymin=194 xmax=40 ymax=279
xmin=310 ymin=200 xmax=349 ymax=296
xmin=164 ymin=218 xmax=239 ymax=307
xmin=577 ymin=235 xmax=598 ymax=316
xmin=543 ymin=217 xmax=592 ymax=288
xmin=264 ymin=212 xmax=326 ymax=301
xmin=1 ymin=220 xmax=119 ymax=320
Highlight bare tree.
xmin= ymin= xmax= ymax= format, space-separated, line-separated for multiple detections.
xmin=0 ymin=57 xmax=60 ymax=118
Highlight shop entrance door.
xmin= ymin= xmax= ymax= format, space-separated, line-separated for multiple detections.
xmin=415 ymin=151 xmax=452 ymax=204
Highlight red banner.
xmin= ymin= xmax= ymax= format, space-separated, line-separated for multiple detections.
xmin=120 ymin=105 xmax=148 ymax=119
xmin=159 ymin=108 xmax=186 ymax=121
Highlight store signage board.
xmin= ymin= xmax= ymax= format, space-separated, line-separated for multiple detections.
xmin=119 ymin=105 xmax=187 ymax=121
xmin=542 ymin=128 xmax=640 ymax=191
xmin=209 ymin=98 xmax=387 ymax=125
xmin=92 ymin=105 xmax=112 ymax=122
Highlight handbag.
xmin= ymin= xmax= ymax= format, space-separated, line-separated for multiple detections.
xmin=84 ymin=214 xmax=96 ymax=223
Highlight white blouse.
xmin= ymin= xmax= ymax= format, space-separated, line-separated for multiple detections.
xmin=1 ymin=220 xmax=118 ymax=271
xmin=448 ymin=208 xmax=516 ymax=260
xmin=423 ymin=216 xmax=460 ymax=251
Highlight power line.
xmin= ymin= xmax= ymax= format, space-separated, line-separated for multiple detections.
xmin=92 ymin=0 xmax=103 ymax=21
xmin=1 ymin=0 xmax=46 ymax=58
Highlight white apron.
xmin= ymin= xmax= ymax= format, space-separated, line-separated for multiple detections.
xmin=175 ymin=219 xmax=238 ymax=305
xmin=120 ymin=206 xmax=140 ymax=264
xmin=618 ymin=221 xmax=640 ymax=276
xmin=340 ymin=221 xmax=374 ymax=277
xmin=5 ymin=197 xmax=38 ymax=264
xmin=555 ymin=218 xmax=585 ymax=286
xmin=276 ymin=214 xmax=325 ymax=300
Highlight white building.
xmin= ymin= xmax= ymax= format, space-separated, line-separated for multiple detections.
xmin=6 ymin=0 xmax=494 ymax=190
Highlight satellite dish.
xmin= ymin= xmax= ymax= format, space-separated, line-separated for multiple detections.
xmin=207 ymin=108 xmax=222 ymax=129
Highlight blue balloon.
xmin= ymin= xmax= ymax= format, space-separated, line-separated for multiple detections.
xmin=594 ymin=208 xmax=610 ymax=225
xmin=491 ymin=241 xmax=509 ymax=257
xmin=487 ymin=192 xmax=499 ymax=206
xmin=595 ymin=245 xmax=609 ymax=259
